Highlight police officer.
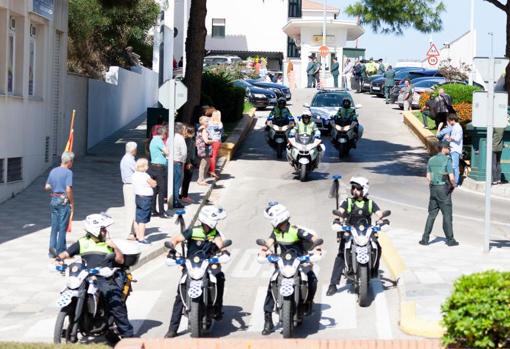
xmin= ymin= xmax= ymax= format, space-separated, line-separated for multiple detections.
xmin=327 ymin=177 xmax=385 ymax=296
xmin=332 ymin=99 xmax=360 ymax=146
xmin=331 ymin=57 xmax=340 ymax=88
xmin=289 ymin=111 xmax=321 ymax=140
xmin=267 ymin=97 xmax=294 ymax=126
xmin=306 ymin=56 xmax=315 ymax=88
xmin=383 ymin=65 xmax=396 ymax=104
xmin=55 ymin=213 xmax=134 ymax=340
xmin=419 ymin=141 xmax=459 ymax=247
xmin=164 ymin=206 xmax=228 ymax=338
xmin=258 ymin=203 xmax=320 ymax=335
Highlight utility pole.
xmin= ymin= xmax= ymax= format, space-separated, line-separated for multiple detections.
xmin=469 ymin=0 xmax=476 ymax=85
xmin=322 ymin=0 xmax=327 ymax=87
xmin=182 ymin=0 xmax=188 ymax=75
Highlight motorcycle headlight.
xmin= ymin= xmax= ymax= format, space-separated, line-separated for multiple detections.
xmin=280 ymin=265 xmax=297 ymax=278
xmin=188 ymin=267 xmax=206 ymax=280
xmin=335 ymin=125 xmax=342 ymax=131
xmin=354 ymin=235 xmax=369 ymax=246
xmin=66 ymin=276 xmax=82 ymax=290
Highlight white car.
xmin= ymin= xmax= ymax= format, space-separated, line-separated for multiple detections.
xmin=397 ymin=80 xmax=442 ymax=110
xmin=203 ymin=55 xmax=242 ymax=67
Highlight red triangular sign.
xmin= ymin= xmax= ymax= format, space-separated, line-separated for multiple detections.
xmin=427 ymin=43 xmax=440 ymax=57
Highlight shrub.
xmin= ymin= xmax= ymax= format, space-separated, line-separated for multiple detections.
xmin=432 ymin=83 xmax=481 ymax=104
xmin=441 ymin=270 xmax=510 ymax=349
xmin=419 ymin=92 xmax=431 ymax=110
xmin=452 ymin=102 xmax=473 ymax=125
xmin=201 ymin=71 xmax=245 ymax=124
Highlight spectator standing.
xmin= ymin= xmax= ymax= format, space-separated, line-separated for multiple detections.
xmin=181 ymin=125 xmax=198 ymax=204
xmin=306 ymin=56 xmax=315 ymax=88
xmin=120 ymin=142 xmax=137 ymax=237
xmin=45 ymin=151 xmax=74 ymax=255
xmin=149 ymin=126 xmax=169 ymax=218
xmin=434 ymin=88 xmax=453 ymax=130
xmin=419 ymin=141 xmax=459 ymax=247
xmin=132 ymin=158 xmax=157 ymax=244
xmin=383 ymin=65 xmax=395 ymax=104
xmin=178 ymin=57 xmax=183 ymax=68
xmin=196 ymin=116 xmax=213 ymax=185
xmin=287 ymin=59 xmax=296 ymax=90
xmin=208 ymin=110 xmax=223 ymax=179
xmin=421 ymin=98 xmax=437 ymax=129
xmin=173 ymin=123 xmax=187 ymax=209
xmin=444 ymin=114 xmax=463 ymax=185
xmin=353 ymin=59 xmax=363 ymax=92
xmin=343 ymin=58 xmax=354 ymax=90
xmin=402 ymin=80 xmax=414 ymax=111
xmin=492 ymin=127 xmax=505 ymax=185
xmin=313 ymin=57 xmax=321 ymax=88
xmin=331 ymin=57 xmax=340 ymax=88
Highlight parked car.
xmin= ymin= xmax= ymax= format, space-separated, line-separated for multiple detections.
xmin=246 ymin=79 xmax=292 ymax=101
xmin=369 ymin=68 xmax=431 ymax=97
xmin=204 ymin=55 xmax=242 ymax=67
xmin=304 ymin=89 xmax=358 ymax=132
xmin=388 ymin=70 xmax=443 ymax=103
xmin=361 ymin=74 xmax=382 ymax=92
xmin=397 ymin=79 xmax=444 ymax=109
xmin=232 ymin=79 xmax=277 ymax=110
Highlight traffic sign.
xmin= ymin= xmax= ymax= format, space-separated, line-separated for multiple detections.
xmin=427 ymin=56 xmax=439 ymax=66
xmin=474 ymin=57 xmax=509 ymax=83
xmin=426 ymin=43 xmax=440 ymax=57
xmin=472 ymin=91 xmax=508 ymax=128
xmin=158 ymin=79 xmax=188 ymax=110
xmin=175 ymin=80 xmax=188 ymax=109
xmin=319 ymin=45 xmax=329 ymax=57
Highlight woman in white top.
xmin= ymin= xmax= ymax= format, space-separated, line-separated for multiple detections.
xmin=132 ymin=158 xmax=157 ymax=244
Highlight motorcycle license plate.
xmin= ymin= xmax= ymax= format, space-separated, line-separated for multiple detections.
xmin=280 ymin=278 xmax=295 ymax=297
xmin=187 ymin=280 xmax=203 ymax=299
xmin=339 ymin=138 xmax=348 ymax=143
xmin=275 ymin=138 xmax=284 ymax=144
xmin=57 ymin=289 xmax=78 ymax=308
xmin=356 ymin=246 xmax=369 ymax=264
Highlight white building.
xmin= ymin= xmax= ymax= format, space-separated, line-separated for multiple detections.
xmin=0 ymin=0 xmax=69 ymax=203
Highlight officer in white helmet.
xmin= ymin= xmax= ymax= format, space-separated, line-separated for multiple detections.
xmin=164 ymin=206 xmax=228 ymax=338
xmin=288 ymin=110 xmax=321 ymax=140
xmin=326 ymin=177 xmax=385 ymax=296
xmin=258 ymin=202 xmax=321 ymax=335
xmin=54 ymin=213 xmax=134 ymax=340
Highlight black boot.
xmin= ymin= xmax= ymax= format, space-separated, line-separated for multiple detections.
xmin=261 ymin=312 xmax=274 ymax=335
xmin=164 ymin=329 xmax=177 ymax=338
xmin=326 ymin=284 xmax=337 ymax=296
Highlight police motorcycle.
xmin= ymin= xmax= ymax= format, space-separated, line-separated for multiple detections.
xmin=256 ymin=237 xmax=323 ymax=338
xmin=165 ymin=210 xmax=232 ymax=338
xmin=331 ymin=210 xmax=391 ymax=307
xmin=330 ymin=102 xmax=363 ymax=158
xmin=266 ymin=98 xmax=295 ymax=159
xmin=50 ymin=239 xmax=140 ymax=344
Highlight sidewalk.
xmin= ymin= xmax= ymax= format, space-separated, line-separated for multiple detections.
xmin=0 ymin=113 xmax=218 ymax=341
xmin=461 ymin=177 xmax=510 ymax=199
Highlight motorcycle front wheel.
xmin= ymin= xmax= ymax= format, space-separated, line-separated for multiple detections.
xmin=276 ymin=143 xmax=284 ymax=159
xmin=54 ymin=306 xmax=77 ymax=344
xmin=338 ymin=142 xmax=350 ymax=158
xmin=282 ymin=297 xmax=295 ymax=338
xmin=358 ymin=265 xmax=370 ymax=307
xmin=189 ymin=298 xmax=203 ymax=338
xmin=299 ymin=165 xmax=307 ymax=182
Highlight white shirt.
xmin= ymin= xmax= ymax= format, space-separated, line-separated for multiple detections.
xmin=132 ymin=171 xmax=153 ymax=196
xmin=120 ymin=153 xmax=136 ymax=184
xmin=174 ymin=133 xmax=188 ymax=163
xmin=449 ymin=123 xmax=463 ymax=154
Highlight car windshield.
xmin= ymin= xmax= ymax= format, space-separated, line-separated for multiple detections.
xmin=311 ymin=93 xmax=352 ymax=107
xmin=414 ymin=80 xmax=441 ymax=88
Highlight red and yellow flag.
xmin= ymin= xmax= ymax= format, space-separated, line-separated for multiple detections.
xmin=66 ymin=110 xmax=76 ymax=233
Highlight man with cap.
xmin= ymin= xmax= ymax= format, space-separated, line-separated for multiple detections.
xmin=419 ymin=141 xmax=459 ymax=247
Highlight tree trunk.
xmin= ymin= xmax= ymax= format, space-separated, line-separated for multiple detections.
xmin=180 ymin=0 xmax=207 ymax=124
xmin=506 ymin=4 xmax=510 ymax=103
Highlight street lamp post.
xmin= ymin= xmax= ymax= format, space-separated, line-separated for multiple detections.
xmin=322 ymin=0 xmax=327 ymax=87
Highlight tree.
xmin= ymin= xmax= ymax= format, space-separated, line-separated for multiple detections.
xmin=180 ymin=0 xmax=208 ymax=124
xmin=68 ymin=0 xmax=159 ymax=78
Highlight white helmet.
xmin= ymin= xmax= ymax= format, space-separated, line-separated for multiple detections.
xmin=84 ymin=213 xmax=114 ymax=238
xmin=198 ymin=206 xmax=227 ymax=228
xmin=350 ymin=176 xmax=370 ymax=196
xmin=301 ymin=110 xmax=312 ymax=118
xmin=264 ymin=202 xmax=290 ymax=227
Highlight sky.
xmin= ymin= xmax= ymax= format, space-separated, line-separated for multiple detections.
xmin=330 ymin=0 xmax=506 ymax=64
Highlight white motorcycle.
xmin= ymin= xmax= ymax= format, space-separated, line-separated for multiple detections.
xmin=287 ymin=133 xmax=324 ymax=182
xmin=266 ymin=120 xmax=294 ymax=159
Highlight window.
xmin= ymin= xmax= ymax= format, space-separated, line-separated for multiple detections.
xmin=0 ymin=159 xmax=4 ymax=184
xmin=288 ymin=0 xmax=302 ymax=18
xmin=211 ymin=18 xmax=225 ymax=38
xmin=287 ymin=37 xmax=300 ymax=58
xmin=29 ymin=24 xmax=37 ymax=96
xmin=8 ymin=28 xmax=15 ymax=95
xmin=7 ymin=157 xmax=22 ymax=182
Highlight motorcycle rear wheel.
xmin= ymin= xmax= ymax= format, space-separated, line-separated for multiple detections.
xmin=54 ymin=306 xmax=76 ymax=344
xmin=299 ymin=165 xmax=307 ymax=182
xmin=189 ymin=298 xmax=203 ymax=338
xmin=358 ymin=265 xmax=370 ymax=307
xmin=282 ymin=297 xmax=295 ymax=338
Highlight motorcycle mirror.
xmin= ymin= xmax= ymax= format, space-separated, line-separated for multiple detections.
xmin=164 ymin=241 xmax=175 ymax=250
xmin=355 ymin=104 xmax=363 ymax=109
xmin=222 ymin=239 xmax=233 ymax=248
xmin=382 ymin=219 xmax=390 ymax=226
xmin=313 ymin=238 xmax=324 ymax=247
xmin=303 ymin=103 xmax=310 ymax=108
xmin=332 ymin=209 xmax=346 ymax=218
xmin=255 ymin=239 xmax=267 ymax=247
xmin=48 ymin=247 xmax=58 ymax=258
xmin=382 ymin=210 xmax=391 ymax=218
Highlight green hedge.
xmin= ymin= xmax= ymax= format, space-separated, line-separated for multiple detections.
xmin=201 ymin=71 xmax=245 ymax=124
xmin=441 ymin=270 xmax=510 ymax=349
xmin=432 ymin=83 xmax=482 ymax=104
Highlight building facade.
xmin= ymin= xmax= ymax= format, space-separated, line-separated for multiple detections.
xmin=0 ymin=0 xmax=68 ymax=202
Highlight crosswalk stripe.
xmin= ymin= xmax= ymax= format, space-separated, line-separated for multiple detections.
xmin=319 ymin=283 xmax=357 ymax=330
xmin=372 ymin=280 xmax=393 ymax=339
xmin=127 ymin=290 xmax=162 ymax=335
xmin=247 ymin=286 xmax=270 ymax=332
xmin=231 ymin=249 xmax=263 ymax=278
xmin=221 ymin=248 xmax=241 ymax=273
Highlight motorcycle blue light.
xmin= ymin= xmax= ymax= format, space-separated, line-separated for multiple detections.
xmin=176 ymin=258 xmax=185 ymax=265
xmin=89 ymin=268 xmax=99 ymax=275
xmin=372 ymin=226 xmax=381 ymax=232
xmin=342 ymin=226 xmax=352 ymax=231
xmin=56 ymin=265 xmax=66 ymax=272
xmin=268 ymin=255 xmax=279 ymax=263
xmin=209 ymin=257 xmax=219 ymax=264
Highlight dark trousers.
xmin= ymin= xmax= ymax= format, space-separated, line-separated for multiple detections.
xmin=149 ymin=164 xmax=167 ymax=214
xmin=384 ymin=85 xmax=393 ymax=103
xmin=422 ymin=184 xmax=454 ymax=241
xmin=333 ymin=74 xmax=339 ymax=88
xmin=435 ymin=112 xmax=448 ymax=129
xmin=493 ymin=152 xmax=502 ymax=183
xmin=49 ymin=197 xmax=71 ymax=255
xmin=168 ymin=272 xmax=225 ymax=332
xmin=307 ymin=74 xmax=314 ymax=88
xmin=314 ymin=73 xmax=320 ymax=87
xmin=263 ymin=270 xmax=317 ymax=313
xmin=96 ymin=277 xmax=133 ymax=337
xmin=173 ymin=162 xmax=183 ymax=206
xmin=181 ymin=166 xmax=194 ymax=198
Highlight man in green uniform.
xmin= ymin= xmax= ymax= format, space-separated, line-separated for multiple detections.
xmin=383 ymin=65 xmax=396 ymax=104
xmin=306 ymin=56 xmax=315 ymax=88
xmin=420 ymin=141 xmax=459 ymax=246
xmin=492 ymin=127 xmax=505 ymax=185
xmin=332 ymin=99 xmax=360 ymax=145
xmin=331 ymin=57 xmax=340 ymax=88
xmin=267 ymin=97 xmax=294 ymax=126
xmin=289 ymin=111 xmax=321 ymax=140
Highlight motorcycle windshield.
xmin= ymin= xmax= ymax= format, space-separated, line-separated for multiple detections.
xmin=272 ymin=118 xmax=291 ymax=127
xmin=296 ymin=134 xmax=312 ymax=145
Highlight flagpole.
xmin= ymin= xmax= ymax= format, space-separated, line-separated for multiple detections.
xmin=65 ymin=109 xmax=76 ymax=233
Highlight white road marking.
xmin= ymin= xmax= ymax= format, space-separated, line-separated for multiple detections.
xmin=127 ymin=290 xmax=162 ymax=335
xmin=221 ymin=248 xmax=241 ymax=273
xmin=319 ymin=284 xmax=357 ymax=330
xmin=231 ymin=249 xmax=263 ymax=278
xmin=247 ymin=286 xmax=269 ymax=332
xmin=133 ymin=256 xmax=165 ymax=280
xmin=372 ymin=280 xmax=393 ymax=339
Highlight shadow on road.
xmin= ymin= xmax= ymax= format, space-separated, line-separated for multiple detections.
xmin=211 ymin=305 xmax=250 ymax=337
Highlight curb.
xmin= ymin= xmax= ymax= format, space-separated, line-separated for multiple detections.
xmin=402 ymin=111 xmax=439 ymax=155
xmin=459 ymin=177 xmax=510 ymax=200
xmin=378 ymin=232 xmax=444 ymax=338
xmin=131 ymin=110 xmax=256 ymax=272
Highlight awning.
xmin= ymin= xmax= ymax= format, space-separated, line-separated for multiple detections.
xmin=283 ymin=19 xmax=364 ymax=43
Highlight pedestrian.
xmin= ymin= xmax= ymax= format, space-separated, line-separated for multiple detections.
xmin=120 ymin=142 xmax=137 ymax=238
xmin=492 ymin=127 xmax=505 ymax=185
xmin=353 ymin=59 xmax=362 ymax=92
xmin=149 ymin=126 xmax=169 ymax=218
xmin=132 ymin=158 xmax=157 ymax=244
xmin=287 ymin=59 xmax=296 ymax=90
xmin=360 ymin=61 xmax=367 ymax=90
xmin=383 ymin=65 xmax=395 ymax=104
xmin=45 ymin=151 xmax=74 ymax=255
xmin=343 ymin=58 xmax=354 ymax=90
xmin=331 ymin=57 xmax=340 ymax=88
xmin=306 ymin=56 xmax=315 ymax=88
xmin=421 ymin=97 xmax=437 ymax=129
xmin=402 ymin=79 xmax=414 ymax=111
xmin=208 ymin=110 xmax=223 ymax=179
xmin=178 ymin=56 xmax=183 ymax=68
xmin=444 ymin=114 xmax=463 ymax=185
xmin=173 ymin=123 xmax=187 ymax=209
xmin=377 ymin=59 xmax=385 ymax=75
xmin=313 ymin=58 xmax=321 ymax=88
xmin=419 ymin=141 xmax=459 ymax=247
xmin=433 ymin=88 xmax=453 ymax=130
xmin=181 ymin=125 xmax=198 ymax=204
xmin=196 ymin=116 xmax=213 ymax=186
